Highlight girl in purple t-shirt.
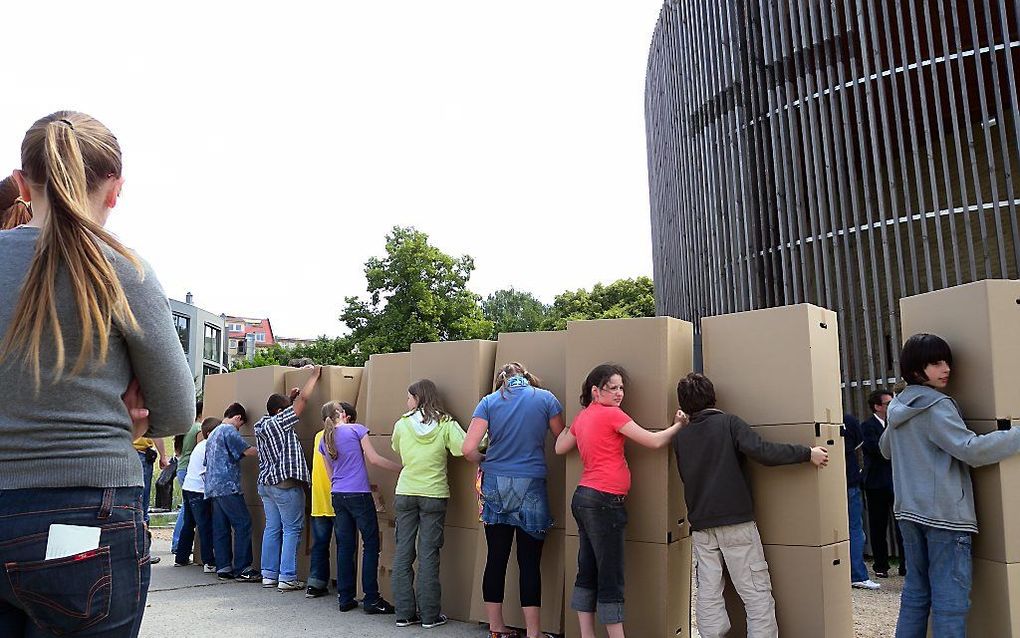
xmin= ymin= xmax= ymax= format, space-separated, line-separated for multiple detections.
xmin=318 ymin=401 xmax=401 ymax=613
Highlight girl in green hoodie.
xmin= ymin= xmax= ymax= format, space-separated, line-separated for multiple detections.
xmin=390 ymin=379 xmax=467 ymax=629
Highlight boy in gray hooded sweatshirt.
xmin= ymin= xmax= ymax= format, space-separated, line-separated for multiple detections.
xmin=880 ymin=333 xmax=1020 ymax=638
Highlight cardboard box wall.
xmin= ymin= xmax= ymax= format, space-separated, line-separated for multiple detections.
xmin=409 ymin=339 xmax=498 ymax=427
xmin=702 ymin=304 xmax=842 ymax=426
xmin=747 ymin=423 xmax=848 ymax=546
xmin=364 ymin=352 xmax=412 ymax=435
xmin=218 ymin=366 xmax=291 ymax=436
xmin=565 ymin=441 xmax=688 ymax=544
xmin=284 ymin=366 xmax=363 ymax=439
xmin=495 ymin=331 xmax=568 ymax=528
xmin=722 ymin=541 xmax=852 ymax=638
xmin=969 ymin=419 xmax=1020 ymax=563
xmin=968 ymin=557 xmax=1020 ymax=637
xmin=355 ymin=359 xmax=371 ymax=424
xmin=469 ymin=529 xmax=565 ymax=635
xmin=900 ymin=279 xmax=1020 ymax=421
xmin=564 ymin=535 xmax=692 ymax=638
xmin=565 ymin=317 xmax=694 ymax=428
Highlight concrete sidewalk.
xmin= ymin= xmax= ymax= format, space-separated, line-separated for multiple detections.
xmin=139 ymin=536 xmax=485 ymax=637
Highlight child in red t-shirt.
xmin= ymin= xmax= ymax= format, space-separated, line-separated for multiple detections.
xmin=555 ymin=363 xmax=687 ymax=638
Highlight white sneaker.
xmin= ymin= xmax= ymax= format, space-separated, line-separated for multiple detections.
xmin=203 ymin=564 xmax=216 ymax=573
xmin=277 ymin=579 xmax=306 ymax=592
xmin=262 ymin=578 xmax=278 ymax=588
xmin=852 ymin=579 xmax=881 ymax=590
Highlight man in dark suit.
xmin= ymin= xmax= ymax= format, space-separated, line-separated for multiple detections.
xmin=861 ymin=388 xmax=905 ymax=578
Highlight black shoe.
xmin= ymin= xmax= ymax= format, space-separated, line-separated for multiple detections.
xmin=364 ymin=597 xmax=396 ymax=614
xmin=898 ymin=567 xmax=907 ymax=577
xmin=306 ymin=586 xmax=328 ymax=598
xmin=217 ymin=571 xmax=235 ymax=581
xmin=338 ymin=600 xmax=359 ymax=612
xmin=875 ymin=571 xmax=889 ymax=579
xmin=422 ymin=613 xmax=447 ymax=629
xmin=149 ymin=555 xmax=161 ymax=565
xmin=396 ymin=614 xmax=422 ymax=627
xmin=234 ymin=569 xmax=261 ymax=583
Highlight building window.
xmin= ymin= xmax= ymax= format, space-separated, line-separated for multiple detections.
xmin=228 ymin=322 xmax=243 ymax=332
xmin=204 ymin=324 xmax=222 ymax=362
xmin=228 ymin=338 xmax=238 ymax=350
xmin=203 ymin=364 xmax=220 ymax=377
xmin=173 ymin=313 xmax=190 ymax=353
xmin=255 ymin=332 xmax=266 ymax=343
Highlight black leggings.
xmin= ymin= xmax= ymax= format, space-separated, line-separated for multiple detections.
xmin=482 ymin=524 xmax=544 ymax=607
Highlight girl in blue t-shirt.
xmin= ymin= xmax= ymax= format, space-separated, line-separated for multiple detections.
xmin=463 ymin=362 xmax=565 ymax=638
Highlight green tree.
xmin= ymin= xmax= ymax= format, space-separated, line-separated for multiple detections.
xmin=339 ymin=226 xmax=493 ymax=365
xmin=482 ymin=288 xmax=548 ymax=338
xmin=542 ymin=276 xmax=656 ymax=330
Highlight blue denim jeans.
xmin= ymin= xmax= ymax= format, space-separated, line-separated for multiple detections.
xmin=309 ymin=516 xmax=335 ymax=590
xmin=176 ymin=490 xmax=214 ymax=567
xmin=258 ymin=484 xmax=306 ymax=582
xmin=0 ymin=486 xmax=150 ymax=637
xmin=895 ymin=520 xmax=972 ymax=638
xmin=848 ymin=486 xmax=869 ymax=583
xmin=332 ymin=492 xmax=381 ymax=606
xmin=171 ymin=467 xmax=187 ymax=553
xmin=209 ymin=493 xmax=253 ymax=576
xmin=569 ymin=486 xmax=627 ymax=625
xmin=137 ymin=451 xmax=154 ymax=524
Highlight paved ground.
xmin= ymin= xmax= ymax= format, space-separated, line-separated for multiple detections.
xmin=139 ymin=533 xmax=485 ymax=638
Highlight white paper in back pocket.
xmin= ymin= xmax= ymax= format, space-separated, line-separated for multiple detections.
xmin=45 ymin=524 xmax=101 ymax=560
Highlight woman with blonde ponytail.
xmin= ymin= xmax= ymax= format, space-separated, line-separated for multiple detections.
xmin=0 ymin=111 xmax=196 ymax=637
xmin=317 ymin=400 xmax=401 ymax=614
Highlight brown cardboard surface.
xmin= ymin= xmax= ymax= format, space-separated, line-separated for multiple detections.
xmin=232 ymin=366 xmax=291 ymax=436
xmin=239 ymin=434 xmax=262 ymax=507
xmin=365 ymin=435 xmax=401 ymax=522
xmin=439 ymin=524 xmax=481 ymax=622
xmin=202 ymin=372 xmax=236 ymax=424
xmin=723 ymin=541 xmax=852 ymax=638
xmin=494 ymin=331 xmax=568 ymax=529
xmin=446 ymin=456 xmax=483 ymax=530
xmin=702 ymin=304 xmax=842 ymax=426
xmin=565 ymin=317 xmax=694 ymax=429
xmin=969 ymin=557 xmax=1020 ymax=637
xmin=469 ymin=528 xmax=566 ymax=634
xmin=364 ymin=352 xmax=412 ymax=435
xmin=355 ymin=359 xmax=371 ymax=425
xmin=747 ymin=423 xmax=849 ymax=546
xmin=969 ymin=419 xmax=1020 ymax=563
xmin=409 ymin=339 xmax=498 ymax=426
xmin=564 ymin=441 xmax=688 ymax=544
xmin=284 ymin=366 xmax=363 ymax=439
xmin=900 ymin=280 xmax=1020 ymax=421
xmin=563 ymin=535 xmax=692 ymax=638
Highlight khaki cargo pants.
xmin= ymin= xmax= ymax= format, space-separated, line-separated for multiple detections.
xmin=693 ymin=521 xmax=778 ymax=638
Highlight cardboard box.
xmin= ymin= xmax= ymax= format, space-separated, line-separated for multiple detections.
xmin=440 ymin=524 xmax=482 ymax=622
xmin=469 ymin=529 xmax=566 ymax=634
xmin=702 ymin=304 xmax=842 ymax=426
xmin=565 ymin=317 xmax=694 ymax=428
xmin=364 ymin=352 xmax=412 ymax=435
xmin=355 ymin=359 xmax=371 ymax=424
xmin=723 ymin=541 xmax=852 ymax=638
xmin=969 ymin=557 xmax=1020 ymax=637
xmin=564 ymin=441 xmax=688 ymax=544
xmin=563 ymin=535 xmax=692 ymax=638
xmin=747 ymin=423 xmax=848 ymax=546
xmin=214 ymin=366 xmax=290 ymax=436
xmin=494 ymin=331 xmax=568 ymax=528
xmin=239 ymin=434 xmax=262 ymax=507
xmin=446 ymin=456 xmax=483 ymax=530
xmin=900 ymin=280 xmax=1020 ymax=421
xmin=202 ymin=372 xmax=236 ymax=424
xmin=284 ymin=366 xmax=364 ymax=439
xmin=365 ymin=435 xmax=401 ymax=522
xmin=410 ymin=339 xmax=498 ymax=426
xmin=969 ymin=419 xmax=1020 ymax=563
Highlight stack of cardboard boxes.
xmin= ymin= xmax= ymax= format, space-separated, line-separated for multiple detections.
xmin=562 ymin=317 xmax=695 ymax=638
xmin=899 ymin=280 xmax=1020 ymax=636
xmin=468 ymin=330 xmax=570 ymax=635
xmin=702 ymin=304 xmax=852 ymax=638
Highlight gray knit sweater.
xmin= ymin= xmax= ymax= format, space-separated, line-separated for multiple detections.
xmin=0 ymin=226 xmax=196 ymax=489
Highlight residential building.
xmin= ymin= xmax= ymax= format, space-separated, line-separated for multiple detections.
xmin=276 ymin=336 xmax=317 ymax=350
xmin=225 ymin=316 xmax=276 ymax=365
xmin=169 ymin=292 xmax=228 ymax=391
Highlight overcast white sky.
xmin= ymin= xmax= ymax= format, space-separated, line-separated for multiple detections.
xmin=4 ymin=1 xmax=665 ymax=338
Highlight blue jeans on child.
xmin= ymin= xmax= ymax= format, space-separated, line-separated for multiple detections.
xmin=209 ymin=492 xmax=254 ymax=577
xmin=332 ymin=492 xmax=382 ymax=607
xmin=258 ymin=484 xmax=306 ymax=582
xmin=138 ymin=451 xmax=154 ymax=524
xmin=895 ymin=520 xmax=972 ymax=638
xmin=171 ymin=467 xmax=187 ymax=553
xmin=0 ymin=486 xmax=150 ymax=637
xmin=176 ymin=490 xmax=215 ymax=567
xmin=570 ymin=485 xmax=627 ymax=626
xmin=848 ymin=486 xmax=870 ymax=583
xmin=308 ymin=516 xmax=335 ymax=590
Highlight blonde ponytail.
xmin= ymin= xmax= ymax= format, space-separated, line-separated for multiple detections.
xmin=0 ymin=112 xmax=143 ymax=388
xmin=321 ymin=401 xmax=341 ymax=460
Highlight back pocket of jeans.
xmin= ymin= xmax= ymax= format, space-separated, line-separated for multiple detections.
xmin=6 ymin=546 xmax=112 ymax=635
xmin=749 ymin=560 xmax=772 ymax=592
